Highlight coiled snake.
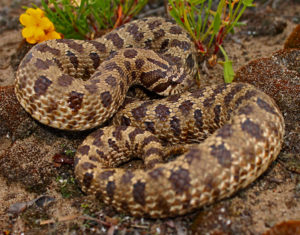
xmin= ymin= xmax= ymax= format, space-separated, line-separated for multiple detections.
xmin=15 ymin=17 xmax=285 ymax=218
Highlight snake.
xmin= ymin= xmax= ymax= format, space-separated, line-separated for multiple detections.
xmin=15 ymin=17 xmax=285 ymax=218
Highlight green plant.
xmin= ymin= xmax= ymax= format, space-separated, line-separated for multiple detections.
xmin=168 ymin=0 xmax=254 ymax=83
xmin=41 ymin=0 xmax=148 ymax=40
xmin=30 ymin=0 xmax=252 ymax=83
xmin=56 ymin=175 xmax=81 ymax=198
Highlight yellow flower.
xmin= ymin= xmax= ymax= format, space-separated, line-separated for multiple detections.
xmin=19 ymin=8 xmax=61 ymax=44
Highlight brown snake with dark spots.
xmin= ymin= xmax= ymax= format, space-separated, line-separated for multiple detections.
xmin=15 ymin=17 xmax=285 ymax=218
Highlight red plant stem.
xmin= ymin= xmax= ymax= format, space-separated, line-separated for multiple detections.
xmin=180 ymin=16 xmax=184 ymax=24
xmin=113 ymin=5 xmax=123 ymax=29
xmin=196 ymin=40 xmax=206 ymax=53
xmin=214 ymin=26 xmax=225 ymax=54
xmin=114 ymin=2 xmax=139 ymax=29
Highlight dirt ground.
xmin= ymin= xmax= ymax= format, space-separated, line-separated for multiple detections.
xmin=0 ymin=0 xmax=299 ymax=234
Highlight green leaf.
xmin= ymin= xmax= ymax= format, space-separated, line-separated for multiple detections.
xmin=213 ymin=12 xmax=221 ymax=34
xmin=190 ymin=0 xmax=206 ymax=4
xmin=217 ymin=44 xmax=234 ymax=83
xmin=242 ymin=0 xmax=255 ymax=7
xmin=223 ymin=60 xmax=235 ymax=83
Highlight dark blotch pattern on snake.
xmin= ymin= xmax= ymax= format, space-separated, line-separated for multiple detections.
xmin=15 ymin=17 xmax=285 ymax=218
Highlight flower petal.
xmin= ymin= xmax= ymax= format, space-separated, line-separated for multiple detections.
xmin=40 ymin=17 xmax=54 ymax=30
xmin=34 ymin=27 xmax=46 ymax=41
xmin=26 ymin=36 xmax=37 ymax=44
xmin=20 ymin=14 xmax=38 ymax=27
xmin=20 ymin=14 xmax=31 ymax=26
xmin=26 ymin=8 xmax=44 ymax=18
xmin=22 ymin=27 xmax=35 ymax=38
xmin=38 ymin=35 xmax=47 ymax=43
xmin=44 ymin=31 xmax=62 ymax=41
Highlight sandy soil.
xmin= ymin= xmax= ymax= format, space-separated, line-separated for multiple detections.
xmin=0 ymin=0 xmax=299 ymax=234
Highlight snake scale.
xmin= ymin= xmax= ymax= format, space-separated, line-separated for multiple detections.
xmin=15 ymin=17 xmax=285 ymax=218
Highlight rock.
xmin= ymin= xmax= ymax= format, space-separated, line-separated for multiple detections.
xmin=234 ymin=49 xmax=300 ymax=116
xmin=234 ymin=49 xmax=300 ymax=154
xmin=0 ymin=85 xmax=37 ymax=140
xmin=284 ymin=24 xmax=300 ymax=49
xmin=262 ymin=220 xmax=300 ymax=235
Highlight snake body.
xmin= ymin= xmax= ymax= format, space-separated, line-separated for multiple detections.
xmin=15 ymin=17 xmax=285 ymax=218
